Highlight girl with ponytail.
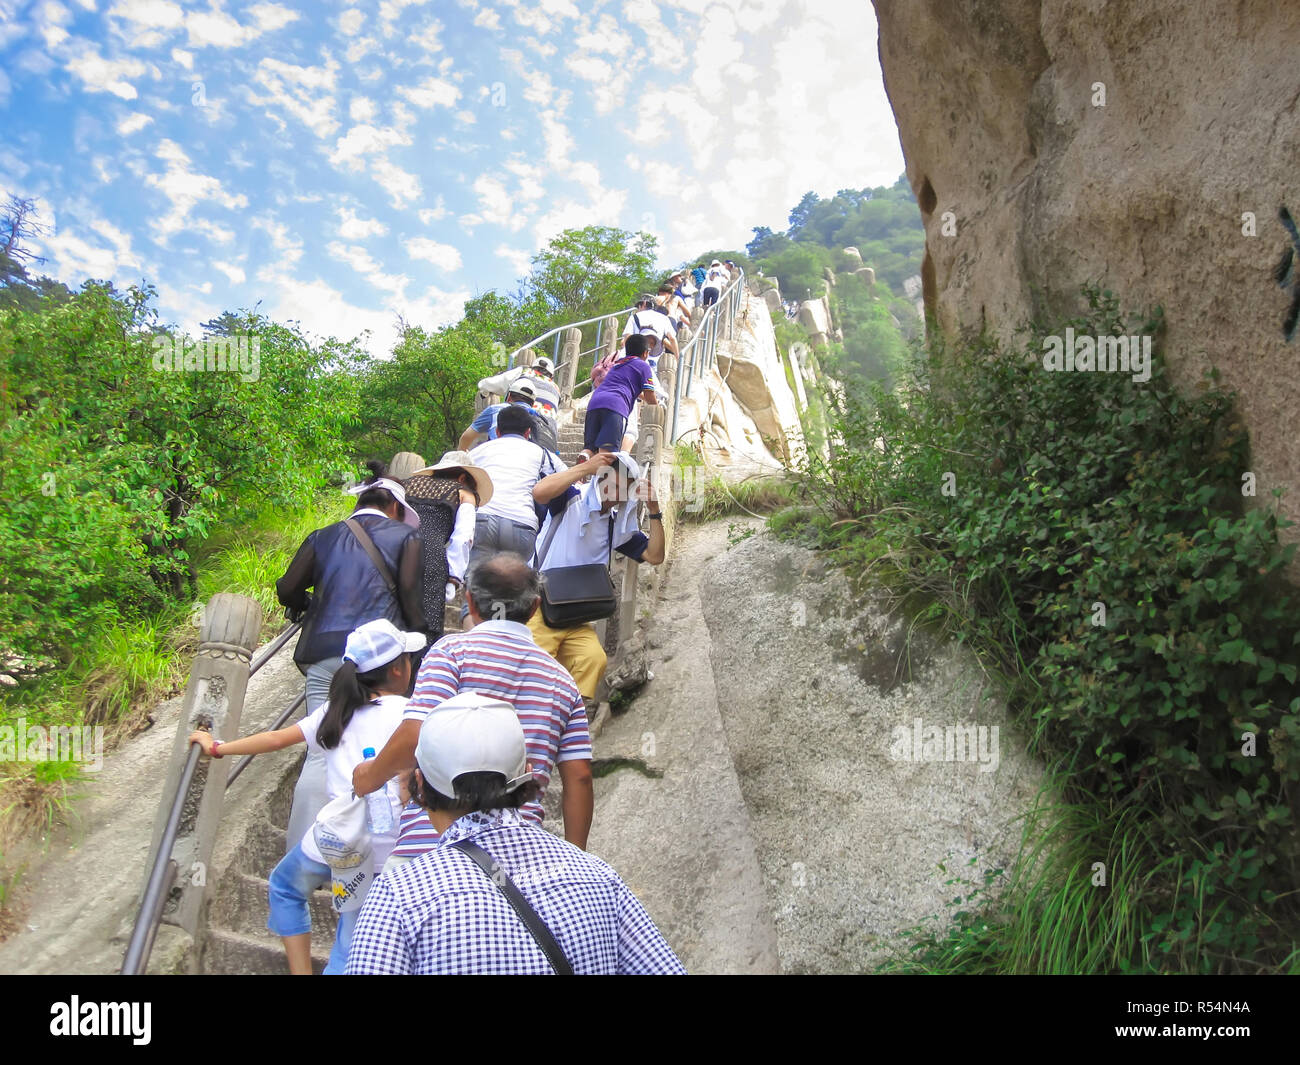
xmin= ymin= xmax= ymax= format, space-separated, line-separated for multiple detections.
xmin=189 ymin=617 xmax=426 ymax=974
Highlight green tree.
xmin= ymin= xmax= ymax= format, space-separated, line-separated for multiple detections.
xmin=352 ymin=321 xmax=496 ymax=461
xmin=526 ymin=225 xmax=658 ymax=322
xmin=0 ymin=285 xmax=362 ymax=663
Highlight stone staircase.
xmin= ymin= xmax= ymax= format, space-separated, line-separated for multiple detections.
xmin=557 ymin=406 xmax=586 ymax=466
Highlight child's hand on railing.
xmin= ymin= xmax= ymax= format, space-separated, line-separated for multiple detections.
xmin=188 ymin=729 xmax=216 ymax=756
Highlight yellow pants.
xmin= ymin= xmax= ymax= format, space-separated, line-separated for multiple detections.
xmin=527 ymin=612 xmax=607 ymax=699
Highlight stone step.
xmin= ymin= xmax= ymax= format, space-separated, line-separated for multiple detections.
xmin=210 ymin=871 xmax=337 ymax=952
xmin=231 ymin=819 xmax=290 ymax=878
xmin=203 ymin=927 xmax=331 ymax=976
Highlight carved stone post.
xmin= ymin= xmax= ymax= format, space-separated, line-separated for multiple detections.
xmin=145 ymin=594 xmax=262 ymax=937
xmin=558 ymin=328 xmax=581 ymax=409
xmin=602 ymin=315 xmax=619 ymax=360
xmin=388 ymin=451 xmax=426 ymax=480
xmin=658 ymin=349 xmax=679 ymax=445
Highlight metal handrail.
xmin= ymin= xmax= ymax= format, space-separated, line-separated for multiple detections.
xmin=122 ymin=742 xmax=202 ymax=974
xmin=123 ymin=619 xmax=304 ymax=974
xmin=225 ymin=690 xmax=305 ymax=789
xmin=249 ymin=621 xmax=300 ymax=676
xmin=669 ymin=270 xmax=746 ymax=443
xmin=504 ymin=305 xmax=639 ymax=368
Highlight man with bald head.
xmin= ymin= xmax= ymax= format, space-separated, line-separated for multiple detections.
xmin=353 ymin=552 xmax=594 ymax=861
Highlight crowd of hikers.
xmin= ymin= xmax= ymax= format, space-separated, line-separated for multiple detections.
xmin=186 ymin=264 xmax=741 ymax=974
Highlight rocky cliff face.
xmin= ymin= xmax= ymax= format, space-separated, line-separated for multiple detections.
xmin=872 ymin=0 xmax=1300 ymax=535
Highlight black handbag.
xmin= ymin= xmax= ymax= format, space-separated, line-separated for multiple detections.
xmin=536 ymin=511 xmax=618 ymax=627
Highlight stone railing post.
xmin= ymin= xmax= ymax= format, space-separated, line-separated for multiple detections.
xmin=658 ymin=348 xmax=679 ymax=445
xmin=558 ymin=328 xmax=581 ymax=409
xmin=146 ymin=593 xmax=262 ymax=937
xmin=388 ymin=451 xmax=426 ymax=480
xmin=602 ymin=315 xmax=619 ymax=360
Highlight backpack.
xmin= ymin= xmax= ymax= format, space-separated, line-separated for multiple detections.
xmin=528 ymin=408 xmax=559 ymax=454
xmin=590 ymin=350 xmax=622 ymax=388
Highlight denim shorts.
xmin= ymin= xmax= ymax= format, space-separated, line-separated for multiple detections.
xmin=267 ymin=841 xmax=358 ymax=975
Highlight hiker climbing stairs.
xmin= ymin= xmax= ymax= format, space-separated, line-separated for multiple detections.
xmin=203 ymin=758 xmax=335 ymax=974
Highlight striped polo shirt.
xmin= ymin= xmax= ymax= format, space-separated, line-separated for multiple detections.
xmin=389 ymin=619 xmax=591 ymax=858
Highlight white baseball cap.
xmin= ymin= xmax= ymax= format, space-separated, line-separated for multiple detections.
xmin=342 ymin=618 xmax=426 ymax=673
xmin=346 ymin=476 xmax=420 ymax=530
xmin=533 ymin=357 xmax=555 ymax=374
xmin=415 ymin=693 xmax=532 ymax=800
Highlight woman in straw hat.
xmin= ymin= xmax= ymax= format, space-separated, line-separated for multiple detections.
xmin=402 ymin=452 xmax=494 ymax=647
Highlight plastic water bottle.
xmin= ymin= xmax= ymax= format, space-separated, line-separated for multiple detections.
xmin=361 ymin=748 xmax=394 ymax=833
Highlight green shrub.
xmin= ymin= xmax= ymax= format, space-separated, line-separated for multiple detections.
xmin=804 ymin=286 xmax=1300 ymax=972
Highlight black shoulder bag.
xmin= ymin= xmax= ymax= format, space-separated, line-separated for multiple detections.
xmin=534 ymin=500 xmax=617 ymax=628
xmin=452 ymin=838 xmax=573 ymax=975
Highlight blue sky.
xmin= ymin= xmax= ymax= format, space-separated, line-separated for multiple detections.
xmin=0 ymin=0 xmax=905 ymax=353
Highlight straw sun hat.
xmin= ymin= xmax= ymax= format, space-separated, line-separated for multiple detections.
xmin=410 ymin=451 xmax=494 ymax=506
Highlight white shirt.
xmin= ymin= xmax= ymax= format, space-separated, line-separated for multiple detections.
xmin=477 ymin=367 xmax=562 ymax=414
xmin=298 ymin=693 xmax=407 ymax=870
xmin=622 ymin=309 xmax=674 ymax=361
xmin=534 ymin=477 xmax=647 ymax=571
xmin=470 ymin=435 xmax=561 ymax=530
xmin=705 ymin=267 xmax=728 ymax=290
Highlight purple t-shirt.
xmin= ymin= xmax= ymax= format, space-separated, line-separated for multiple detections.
xmin=588 ymin=357 xmax=653 ymax=417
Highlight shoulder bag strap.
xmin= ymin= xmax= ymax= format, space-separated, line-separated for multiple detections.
xmin=344 ymin=517 xmax=397 ymax=595
xmin=451 ymin=838 xmax=573 ymax=975
xmin=534 ymin=491 xmax=569 ymax=571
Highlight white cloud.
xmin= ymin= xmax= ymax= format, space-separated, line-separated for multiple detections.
xmin=247 ymin=3 xmax=299 ymax=33
xmin=327 ymin=241 xmax=410 ymax=298
xmin=145 ymin=139 xmax=249 ymax=241
xmin=398 ymin=76 xmax=459 ymax=110
xmin=370 ymin=158 xmax=421 ymax=208
xmin=349 ymin=95 xmax=377 ymax=122
xmin=418 ymin=197 xmax=449 ymax=224
xmin=408 ymin=18 xmax=443 ymax=53
xmin=115 ymin=110 xmax=153 ymax=134
xmin=92 ymin=155 xmax=116 ymax=183
xmin=345 ymin=36 xmax=378 ymax=63
xmin=170 ymin=46 xmax=192 ymax=68
xmin=531 ymin=186 xmax=627 ymax=247
xmin=185 ymin=2 xmax=295 ymax=48
xmin=331 ymin=121 xmax=410 ymax=170
xmin=378 ymin=0 xmax=429 ymax=36
xmin=338 ymin=7 xmax=364 ymax=34
xmin=336 ymin=206 xmax=388 ymax=240
xmin=472 ymin=174 xmax=518 ymax=229
xmin=405 ymin=236 xmax=462 ymax=271
xmin=495 ymin=243 xmax=532 ymax=278
xmin=473 ymin=7 xmax=499 ymax=30
xmin=37 ymin=209 xmax=147 ymax=286
xmin=565 ymin=54 xmax=610 ymax=84
xmin=252 ymin=213 xmax=303 ymax=266
xmin=107 ymin=0 xmax=183 ymax=31
xmin=213 ymin=259 xmax=246 ymax=284
xmin=255 ymin=267 xmax=469 ymax=356
xmin=247 ymin=56 xmax=340 ymax=139
xmin=65 ymin=41 xmax=146 ymax=99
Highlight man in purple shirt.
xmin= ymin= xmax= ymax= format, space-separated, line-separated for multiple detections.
xmin=581 ymin=333 xmax=658 ymax=461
